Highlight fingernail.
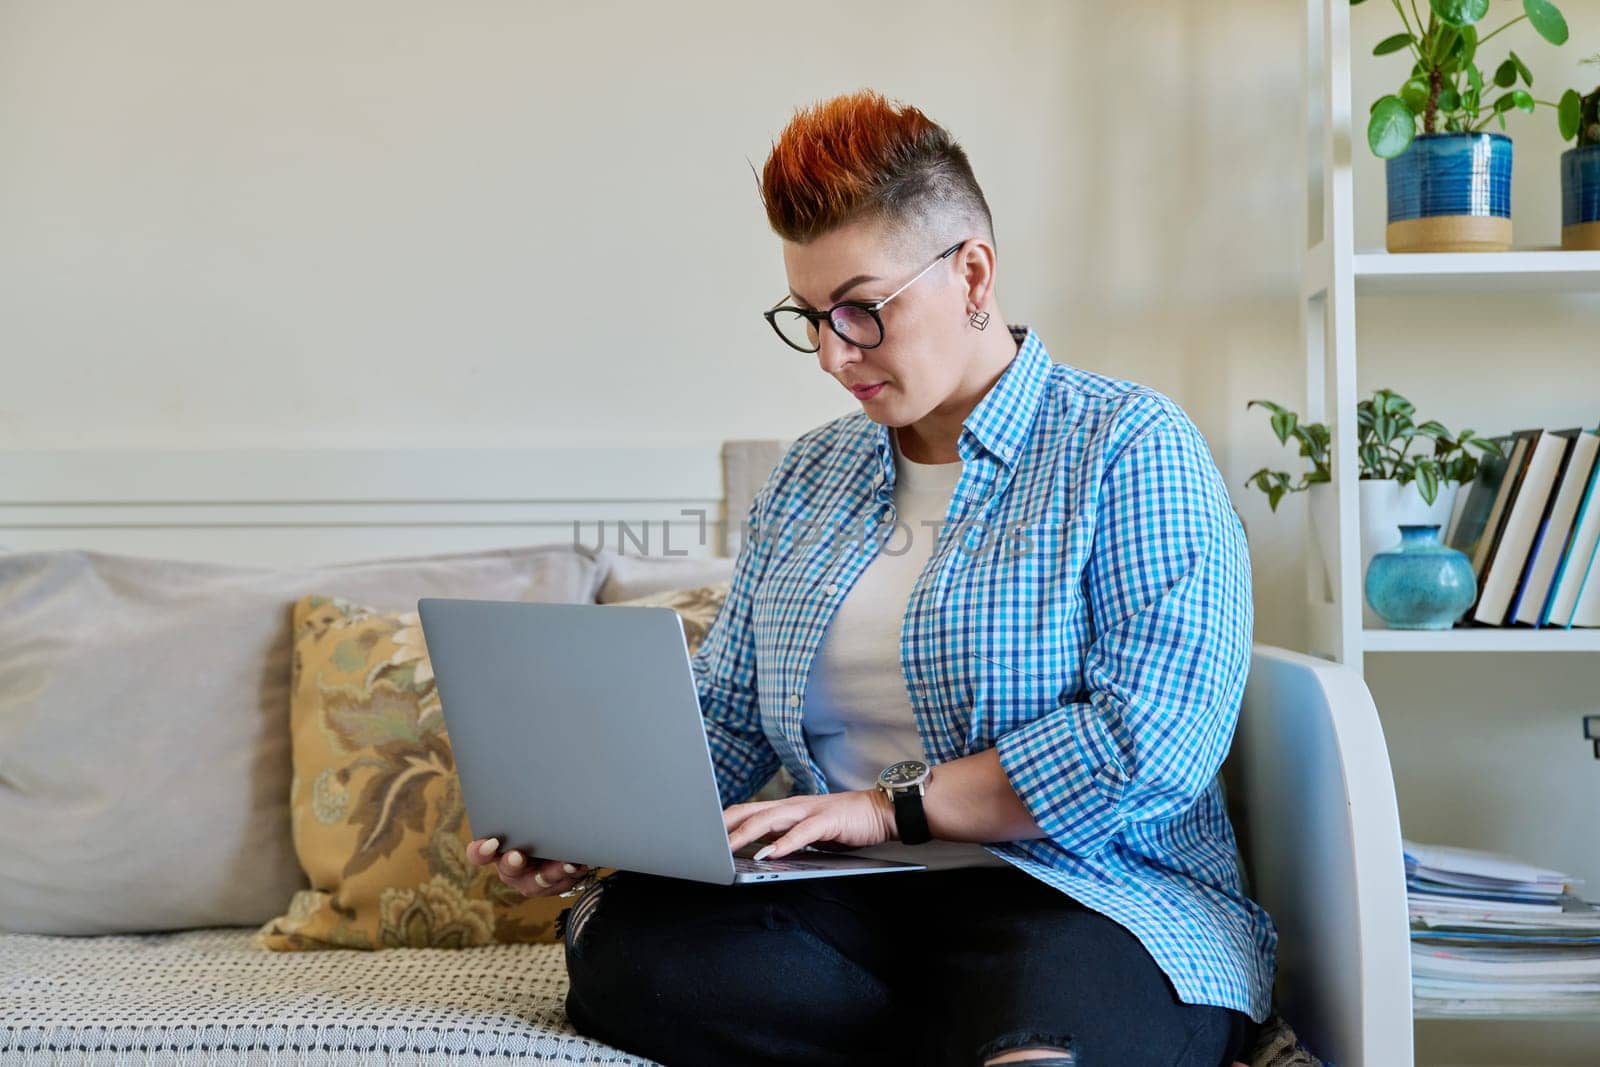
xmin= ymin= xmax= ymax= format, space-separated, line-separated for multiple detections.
xmin=562 ymin=863 xmax=579 ymax=875
xmin=754 ymin=845 xmax=775 ymax=861
xmin=482 ymin=838 xmax=499 ymax=854
xmin=506 ymin=851 xmax=524 ymax=868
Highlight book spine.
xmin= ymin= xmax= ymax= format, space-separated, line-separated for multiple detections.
xmin=1470 ymin=433 xmax=1537 ymax=623
xmin=1534 ymin=432 xmax=1600 ymax=626
xmin=1550 ymin=432 xmax=1600 ymax=628
xmin=1568 ymin=527 xmax=1600 ymax=628
xmin=1510 ymin=433 xmax=1578 ymax=626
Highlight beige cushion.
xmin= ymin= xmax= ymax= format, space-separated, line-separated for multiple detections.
xmin=593 ymin=548 xmax=734 ymax=603
xmin=604 ymin=580 xmax=731 ymax=651
xmin=258 ymin=582 xmax=730 ymax=952
xmin=257 ymin=594 xmax=575 ymax=951
xmin=0 ymin=545 xmax=606 ymax=936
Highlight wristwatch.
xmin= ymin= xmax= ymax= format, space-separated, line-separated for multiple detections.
xmin=876 ymin=759 xmax=933 ymax=845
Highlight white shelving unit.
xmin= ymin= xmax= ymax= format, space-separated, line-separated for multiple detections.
xmin=1360 ymin=627 xmax=1600 ymax=653
xmin=1300 ymin=0 xmax=1600 ymax=1051
xmin=1301 ymin=2 xmax=1600 ymax=668
xmin=1354 ymin=249 xmax=1600 ymax=290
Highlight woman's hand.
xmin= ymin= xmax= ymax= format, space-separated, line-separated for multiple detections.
xmin=724 ymin=789 xmax=898 ymax=860
xmin=466 ymin=836 xmax=591 ymax=897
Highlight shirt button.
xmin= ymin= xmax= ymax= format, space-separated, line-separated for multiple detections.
xmin=824 ymin=584 xmax=838 ymax=596
xmin=879 ymin=508 xmax=893 ymax=522
xmin=789 ymin=693 xmax=801 ymax=707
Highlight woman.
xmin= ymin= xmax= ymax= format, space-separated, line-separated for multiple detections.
xmin=468 ymin=89 xmax=1275 ymax=1067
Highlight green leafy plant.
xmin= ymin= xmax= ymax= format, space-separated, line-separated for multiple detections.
xmin=1243 ymin=403 xmax=1331 ymax=512
xmin=1355 ymin=0 xmax=1570 ymax=159
xmin=1557 ymin=52 xmax=1600 ymax=145
xmin=1244 ymin=388 xmax=1504 ymax=511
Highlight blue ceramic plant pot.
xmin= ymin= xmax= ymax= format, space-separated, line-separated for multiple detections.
xmin=1561 ymin=143 xmax=1600 ymax=250
xmin=1364 ymin=524 xmax=1477 ymax=630
xmin=1386 ymin=132 xmax=1513 ymax=252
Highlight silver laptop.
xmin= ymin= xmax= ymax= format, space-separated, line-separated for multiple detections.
xmin=416 ymin=597 xmax=926 ymax=884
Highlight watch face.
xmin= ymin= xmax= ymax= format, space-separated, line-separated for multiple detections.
xmin=878 ymin=759 xmax=929 ymax=788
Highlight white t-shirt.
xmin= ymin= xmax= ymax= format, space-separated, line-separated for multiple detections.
xmin=800 ymin=428 xmax=1009 ymax=870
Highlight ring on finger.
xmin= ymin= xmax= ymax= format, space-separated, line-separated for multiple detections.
xmin=558 ymin=872 xmax=601 ymax=899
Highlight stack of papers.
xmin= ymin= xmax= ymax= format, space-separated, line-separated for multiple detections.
xmin=1405 ymin=840 xmax=1600 ymax=1016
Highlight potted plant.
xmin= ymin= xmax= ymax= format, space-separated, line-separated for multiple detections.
xmin=1245 ymin=389 xmax=1503 ymax=621
xmin=1557 ymin=52 xmax=1600 ymax=249
xmin=1356 ymin=0 xmax=1570 ymax=252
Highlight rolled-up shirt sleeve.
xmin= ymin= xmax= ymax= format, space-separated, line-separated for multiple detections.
xmin=994 ymin=404 xmax=1253 ymax=858
xmin=691 ymin=484 xmax=783 ymax=809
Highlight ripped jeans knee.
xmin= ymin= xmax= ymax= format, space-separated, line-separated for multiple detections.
xmin=556 ymin=872 xmax=612 ymax=959
xmin=977 ymin=1029 xmax=1076 ymax=1065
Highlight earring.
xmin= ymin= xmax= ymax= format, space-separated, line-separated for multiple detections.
xmin=969 ymin=310 xmax=990 ymax=330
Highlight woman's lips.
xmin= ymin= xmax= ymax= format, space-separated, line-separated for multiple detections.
xmin=851 ymin=383 xmax=886 ymax=400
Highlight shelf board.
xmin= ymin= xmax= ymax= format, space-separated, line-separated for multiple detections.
xmin=1414 ymin=1011 xmax=1600 ymax=1023
xmin=1414 ymin=1005 xmax=1600 ymax=1022
xmin=1354 ymin=248 xmax=1600 ymax=295
xmin=1363 ymin=628 xmax=1600 ymax=653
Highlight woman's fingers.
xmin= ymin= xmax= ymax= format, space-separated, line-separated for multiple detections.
xmin=465 ymin=838 xmax=593 ymax=895
xmin=467 ymin=837 xmax=500 ymax=865
xmin=727 ymin=792 xmax=893 ymax=856
xmin=758 ymin=815 xmax=826 ymax=861
xmin=727 ymin=806 xmax=805 ymax=853
xmin=469 ymin=839 xmax=591 ymax=896
xmin=532 ymin=858 xmax=585 ymax=890
xmin=721 ymin=799 xmax=780 ymax=835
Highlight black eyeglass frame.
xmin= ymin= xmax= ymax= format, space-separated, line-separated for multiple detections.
xmin=762 ymin=239 xmax=967 ymax=353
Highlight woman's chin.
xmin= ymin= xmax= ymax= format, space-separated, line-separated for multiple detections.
xmin=860 ymin=398 xmax=901 ymax=421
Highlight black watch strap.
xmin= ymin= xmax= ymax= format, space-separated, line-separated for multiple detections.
xmin=891 ymin=788 xmax=932 ymax=845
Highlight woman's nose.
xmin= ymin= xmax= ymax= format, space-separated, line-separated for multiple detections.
xmin=814 ymin=327 xmax=859 ymax=375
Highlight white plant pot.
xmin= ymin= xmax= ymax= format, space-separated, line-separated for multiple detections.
xmin=1307 ymin=480 xmax=1461 ymax=627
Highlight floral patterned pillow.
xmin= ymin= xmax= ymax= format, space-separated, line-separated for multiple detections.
xmin=256 ymin=582 xmax=730 ymax=951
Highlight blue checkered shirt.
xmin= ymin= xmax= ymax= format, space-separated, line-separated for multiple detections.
xmin=690 ymin=324 xmax=1277 ymax=1022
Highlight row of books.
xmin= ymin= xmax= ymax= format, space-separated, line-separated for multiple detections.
xmin=1443 ymin=426 xmax=1600 ymax=628
xmin=1406 ymin=839 xmax=1600 ymax=1017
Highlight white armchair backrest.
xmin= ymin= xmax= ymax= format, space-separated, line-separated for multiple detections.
xmin=1223 ymin=644 xmax=1413 ymax=1067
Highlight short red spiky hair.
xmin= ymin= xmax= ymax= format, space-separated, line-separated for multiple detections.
xmin=759 ymin=89 xmax=994 ymax=250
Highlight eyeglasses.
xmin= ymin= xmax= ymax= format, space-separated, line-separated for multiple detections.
xmin=763 ymin=240 xmax=966 ymax=353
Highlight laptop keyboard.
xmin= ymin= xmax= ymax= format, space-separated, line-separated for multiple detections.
xmin=733 ymin=855 xmax=848 ymax=873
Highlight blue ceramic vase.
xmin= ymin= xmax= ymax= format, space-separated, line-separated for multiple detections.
xmin=1364 ymin=524 xmax=1477 ymax=630
xmin=1561 ymin=142 xmax=1600 ymax=250
xmin=1386 ymin=132 xmax=1513 ymax=252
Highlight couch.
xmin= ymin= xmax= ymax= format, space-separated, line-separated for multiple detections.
xmin=0 ymin=541 xmax=754 ymax=1064
xmin=0 ymin=529 xmax=1345 ymax=1065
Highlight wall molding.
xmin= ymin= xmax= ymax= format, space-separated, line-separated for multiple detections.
xmin=0 ymin=447 xmax=726 ymax=566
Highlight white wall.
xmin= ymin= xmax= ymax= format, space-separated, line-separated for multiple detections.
xmin=0 ymin=0 xmax=1315 ymax=630
xmin=0 ymin=0 xmax=1163 ymax=445
xmin=4 ymin=3 xmax=1600 ymax=1057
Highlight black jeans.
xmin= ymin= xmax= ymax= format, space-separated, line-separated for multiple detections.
xmin=558 ymin=864 xmax=1258 ymax=1067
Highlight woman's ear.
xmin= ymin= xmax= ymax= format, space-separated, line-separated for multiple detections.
xmin=958 ymin=239 xmax=998 ymax=314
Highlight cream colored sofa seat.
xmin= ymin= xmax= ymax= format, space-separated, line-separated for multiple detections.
xmin=0 ymin=927 xmax=652 ymax=1065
